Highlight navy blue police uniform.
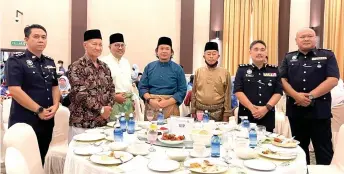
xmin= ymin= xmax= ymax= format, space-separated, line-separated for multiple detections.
xmin=279 ymin=48 xmax=340 ymax=165
xmin=5 ymin=49 xmax=58 ymax=164
xmin=234 ymin=63 xmax=283 ymax=132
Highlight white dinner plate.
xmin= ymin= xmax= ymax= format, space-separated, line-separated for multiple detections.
xmin=148 ymin=159 xmax=180 ymax=172
xmin=89 ymin=151 xmax=133 ymax=165
xmin=105 ymin=136 xmax=114 ymax=141
xmin=73 ymin=133 xmax=106 ymax=142
xmin=258 ymin=150 xmax=298 ymax=160
xmin=85 ymin=128 xmax=104 ymax=134
xmin=126 ymin=145 xmax=150 ymax=156
xmin=243 ymin=159 xmax=276 ymax=171
xmin=184 ymin=158 xmax=228 ymax=174
xmin=73 ymin=146 xmax=103 ymax=156
xmin=158 ymin=135 xmax=184 ymax=145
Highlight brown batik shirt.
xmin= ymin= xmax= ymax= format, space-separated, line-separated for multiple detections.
xmin=68 ymin=55 xmax=116 ymax=128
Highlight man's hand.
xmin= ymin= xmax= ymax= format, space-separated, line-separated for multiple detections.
xmin=293 ymin=92 xmax=311 ymax=107
xmin=149 ymin=99 xmax=161 ymax=109
xmin=115 ymin=93 xmax=126 ymax=104
xmin=249 ymin=105 xmax=258 ymax=114
xmin=101 ymin=106 xmax=112 ymax=119
xmin=252 ymin=106 xmax=268 ymax=119
xmin=158 ymin=99 xmax=170 ymax=108
xmin=38 ymin=108 xmax=54 ymax=120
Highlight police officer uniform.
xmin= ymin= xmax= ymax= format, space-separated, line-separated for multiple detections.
xmin=5 ymin=49 xmax=58 ymax=164
xmin=234 ymin=63 xmax=283 ymax=132
xmin=280 ymin=48 xmax=339 ymax=165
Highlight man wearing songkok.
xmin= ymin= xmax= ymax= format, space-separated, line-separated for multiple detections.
xmin=191 ymin=42 xmax=231 ymax=121
xmin=138 ymin=37 xmax=187 ymax=120
xmin=67 ymin=29 xmax=115 ymax=140
xmin=100 ymin=33 xmax=138 ymax=120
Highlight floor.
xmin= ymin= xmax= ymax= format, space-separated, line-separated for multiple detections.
xmin=0 ymin=152 xmax=317 ymax=174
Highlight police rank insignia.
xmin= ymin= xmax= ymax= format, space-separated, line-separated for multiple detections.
xmin=247 ymin=69 xmax=252 ymax=74
xmin=26 ymin=60 xmax=35 ymax=68
xmin=263 ymin=73 xmax=277 ymax=77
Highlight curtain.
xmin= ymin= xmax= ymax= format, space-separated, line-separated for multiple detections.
xmin=324 ymin=0 xmax=344 ymax=78
xmin=222 ymin=0 xmax=252 ymax=75
xmin=252 ymin=0 xmax=279 ymax=65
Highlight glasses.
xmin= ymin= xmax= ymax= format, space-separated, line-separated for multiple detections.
xmin=113 ymin=43 xmax=126 ymax=48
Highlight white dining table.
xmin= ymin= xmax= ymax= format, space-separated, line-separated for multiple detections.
xmin=63 ymin=123 xmax=307 ymax=174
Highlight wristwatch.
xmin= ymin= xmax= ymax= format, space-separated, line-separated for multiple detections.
xmin=309 ymin=94 xmax=315 ymax=100
xmin=36 ymin=106 xmax=44 ymax=114
xmin=265 ymin=104 xmax=273 ymax=111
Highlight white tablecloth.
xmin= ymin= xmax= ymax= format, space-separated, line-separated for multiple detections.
xmin=64 ymin=131 xmax=307 ymax=174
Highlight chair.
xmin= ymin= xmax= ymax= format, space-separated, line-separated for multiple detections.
xmin=44 ymin=105 xmax=70 ymax=174
xmin=307 ymin=124 xmax=344 ymax=173
xmin=1 ymin=98 xmax=11 ymax=163
xmin=4 ymin=123 xmax=44 ymax=174
xmin=5 ymin=147 xmax=30 ymax=174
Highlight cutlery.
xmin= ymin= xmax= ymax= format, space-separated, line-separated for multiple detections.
xmin=115 ymin=154 xmax=124 ymax=164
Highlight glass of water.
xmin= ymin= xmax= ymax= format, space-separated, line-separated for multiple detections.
xmin=222 ymin=132 xmax=234 ymax=161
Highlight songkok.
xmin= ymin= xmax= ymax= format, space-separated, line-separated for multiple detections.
xmin=204 ymin=42 xmax=218 ymax=52
xmin=84 ymin=29 xmax=102 ymax=41
xmin=156 ymin=37 xmax=172 ymax=48
xmin=110 ymin=33 xmax=124 ymax=44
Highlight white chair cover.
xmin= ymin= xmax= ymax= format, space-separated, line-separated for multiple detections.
xmin=307 ymin=124 xmax=344 ymax=173
xmin=3 ymin=123 xmax=44 ymax=174
xmin=2 ymin=98 xmax=11 ymax=124
xmin=5 ymin=147 xmax=30 ymax=174
xmin=44 ymin=105 xmax=70 ymax=174
xmin=331 ymin=104 xmax=344 ymax=149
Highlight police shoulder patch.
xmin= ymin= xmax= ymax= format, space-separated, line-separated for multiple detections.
xmin=318 ymin=48 xmax=333 ymax=52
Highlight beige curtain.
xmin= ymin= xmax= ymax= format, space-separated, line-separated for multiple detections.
xmin=222 ymin=0 xmax=252 ymax=75
xmin=252 ymin=0 xmax=279 ymax=65
xmin=324 ymin=0 xmax=344 ymax=78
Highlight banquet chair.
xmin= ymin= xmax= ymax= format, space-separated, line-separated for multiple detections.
xmin=44 ymin=105 xmax=70 ymax=174
xmin=307 ymin=124 xmax=344 ymax=174
xmin=331 ymin=103 xmax=344 ymax=150
xmin=5 ymin=147 xmax=30 ymax=174
xmin=3 ymin=123 xmax=44 ymax=174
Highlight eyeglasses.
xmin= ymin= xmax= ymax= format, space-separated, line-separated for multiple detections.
xmin=113 ymin=43 xmax=126 ymax=48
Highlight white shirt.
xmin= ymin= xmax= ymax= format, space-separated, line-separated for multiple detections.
xmin=100 ymin=54 xmax=132 ymax=93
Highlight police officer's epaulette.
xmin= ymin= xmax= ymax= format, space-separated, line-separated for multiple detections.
xmin=13 ymin=53 xmax=25 ymax=58
xmin=238 ymin=64 xmax=250 ymax=67
xmin=266 ymin=64 xmax=278 ymax=68
xmin=44 ymin=55 xmax=54 ymax=60
xmin=318 ymin=48 xmax=333 ymax=52
xmin=285 ymin=51 xmax=298 ymax=56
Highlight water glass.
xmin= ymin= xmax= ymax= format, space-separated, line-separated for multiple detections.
xmin=222 ymin=132 xmax=234 ymax=160
xmin=146 ymin=110 xmax=154 ymax=122
xmin=257 ymin=125 xmax=266 ymax=139
xmin=147 ymin=129 xmax=158 ymax=152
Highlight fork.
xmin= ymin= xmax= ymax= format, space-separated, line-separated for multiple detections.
xmin=115 ymin=154 xmax=124 ymax=164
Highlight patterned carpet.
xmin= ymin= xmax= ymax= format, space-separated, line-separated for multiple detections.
xmin=0 ymin=152 xmax=317 ymax=174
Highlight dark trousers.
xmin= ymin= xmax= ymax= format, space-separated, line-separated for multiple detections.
xmin=289 ymin=117 xmax=333 ymax=165
xmin=35 ymin=127 xmax=53 ymax=165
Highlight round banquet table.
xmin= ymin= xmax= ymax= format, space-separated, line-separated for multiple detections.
xmin=63 ymin=124 xmax=307 ymax=174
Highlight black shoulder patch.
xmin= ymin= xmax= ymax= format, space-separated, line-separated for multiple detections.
xmin=13 ymin=53 xmax=25 ymax=58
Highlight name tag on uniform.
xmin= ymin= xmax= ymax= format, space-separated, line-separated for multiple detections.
xmin=312 ymin=57 xmax=327 ymax=61
xmin=263 ymin=73 xmax=277 ymax=77
xmin=245 ymin=74 xmax=254 ymax=77
xmin=45 ymin=65 xmax=56 ymax=69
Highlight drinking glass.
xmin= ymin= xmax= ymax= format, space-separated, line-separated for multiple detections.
xmin=146 ymin=110 xmax=154 ymax=122
xmin=257 ymin=125 xmax=266 ymax=138
xmin=147 ymin=129 xmax=158 ymax=152
xmin=222 ymin=132 xmax=234 ymax=161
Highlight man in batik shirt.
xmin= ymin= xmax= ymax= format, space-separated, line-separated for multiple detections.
xmin=68 ymin=29 xmax=116 ymax=141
